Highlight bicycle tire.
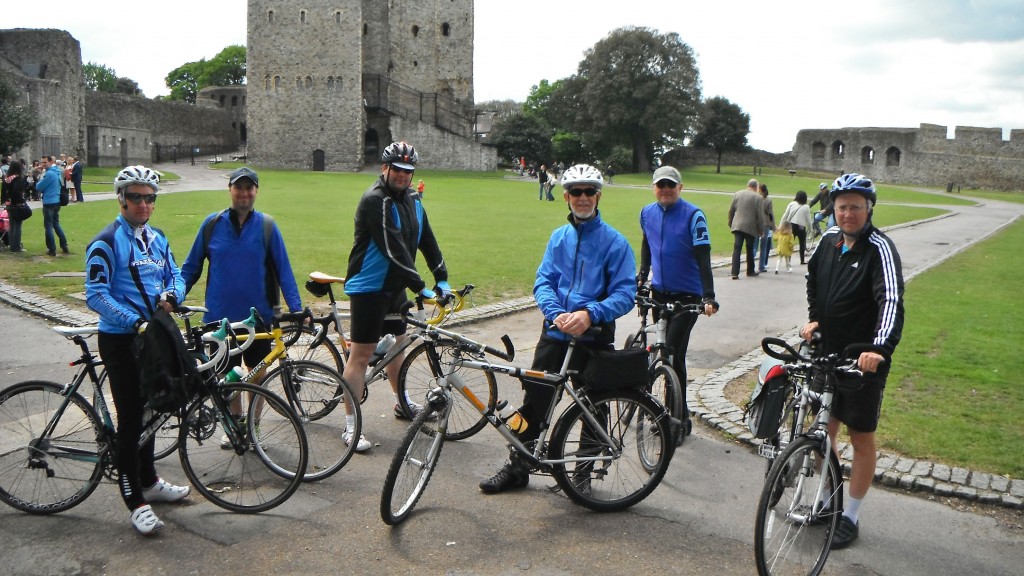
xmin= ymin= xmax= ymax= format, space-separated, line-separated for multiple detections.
xmin=178 ymin=382 xmax=307 ymax=513
xmin=0 ymin=380 xmax=105 ymax=514
xmin=261 ymin=360 xmax=359 ymax=481
xmin=397 ymin=339 xmax=496 ymax=441
xmin=548 ymin=389 xmax=674 ymax=512
xmin=97 ymin=368 xmax=180 ymax=460
xmin=380 ymin=397 xmax=449 ymax=525
xmin=281 ymin=323 xmax=345 ymax=377
xmin=649 ymin=364 xmax=685 ymax=446
xmin=754 ymin=436 xmax=844 ymax=576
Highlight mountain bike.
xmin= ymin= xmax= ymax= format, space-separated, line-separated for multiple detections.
xmin=291 ymin=271 xmax=496 ymax=439
xmin=623 ymin=291 xmax=708 ymax=444
xmin=753 ymin=337 xmax=886 ymax=576
xmin=0 ymin=316 xmax=308 ymax=515
xmin=380 ymin=323 xmax=676 ymax=525
xmin=181 ymin=305 xmax=360 ymax=482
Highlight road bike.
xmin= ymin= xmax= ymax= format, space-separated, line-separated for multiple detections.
xmin=291 ymin=271 xmax=497 ymax=439
xmin=380 ymin=323 xmax=676 ymax=525
xmin=623 ymin=291 xmax=708 ymax=444
xmin=753 ymin=337 xmax=885 ymax=576
xmin=182 ymin=306 xmax=361 ymax=482
xmin=0 ymin=314 xmax=308 ymax=515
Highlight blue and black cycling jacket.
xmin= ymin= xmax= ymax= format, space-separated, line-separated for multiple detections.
xmin=534 ymin=211 xmax=636 ymax=342
xmin=85 ymin=215 xmax=185 ymax=334
xmin=638 ymin=199 xmax=715 ymax=299
xmin=180 ymin=209 xmax=302 ymax=324
xmin=345 ymin=177 xmax=447 ymax=295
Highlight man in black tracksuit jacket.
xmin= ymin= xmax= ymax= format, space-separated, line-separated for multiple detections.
xmin=801 ymin=173 xmax=904 ymax=550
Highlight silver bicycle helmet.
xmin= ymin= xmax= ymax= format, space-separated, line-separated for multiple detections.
xmin=114 ymin=165 xmax=161 ymax=192
xmin=381 ymin=141 xmax=418 ymax=170
xmin=560 ymin=164 xmax=604 ymax=190
xmin=829 ymin=173 xmax=876 ymax=205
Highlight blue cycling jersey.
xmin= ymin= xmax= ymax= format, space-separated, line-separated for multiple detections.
xmin=640 ymin=200 xmax=710 ymax=296
xmin=85 ymin=215 xmax=185 ymax=334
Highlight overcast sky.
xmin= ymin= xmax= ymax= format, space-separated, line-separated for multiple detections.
xmin=4 ymin=0 xmax=1022 ymax=153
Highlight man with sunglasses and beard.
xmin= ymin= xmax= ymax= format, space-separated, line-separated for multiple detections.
xmin=480 ymin=164 xmax=636 ymax=494
xmin=341 ymin=141 xmax=451 ymax=452
xmin=637 ymin=166 xmax=718 ymax=441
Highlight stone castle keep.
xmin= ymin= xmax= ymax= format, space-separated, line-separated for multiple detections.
xmin=793 ymin=124 xmax=1024 ymax=191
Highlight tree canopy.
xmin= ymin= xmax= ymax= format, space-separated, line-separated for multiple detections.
xmin=489 ymin=112 xmax=552 ymax=167
xmin=691 ymin=96 xmax=751 ymax=173
xmin=0 ymin=73 xmax=39 ymax=155
xmin=553 ymin=26 xmax=703 ymax=173
xmin=165 ymin=45 xmax=246 ymax=104
xmin=83 ymin=62 xmax=143 ymax=96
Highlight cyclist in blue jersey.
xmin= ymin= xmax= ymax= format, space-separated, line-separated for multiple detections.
xmin=480 ymin=164 xmax=637 ymax=494
xmin=85 ymin=166 xmax=190 ymax=535
xmin=637 ymin=166 xmax=718 ymax=438
xmin=341 ymin=141 xmax=451 ymax=452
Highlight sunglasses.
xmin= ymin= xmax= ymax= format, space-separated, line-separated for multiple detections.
xmin=124 ymin=192 xmax=157 ymax=205
xmin=389 ymin=165 xmax=414 ymax=174
xmin=567 ymin=188 xmax=598 ymax=197
xmin=655 ymin=180 xmax=678 ymax=189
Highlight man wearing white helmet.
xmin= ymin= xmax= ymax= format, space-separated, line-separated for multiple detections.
xmin=480 ymin=163 xmax=636 ymax=494
xmin=85 ymin=166 xmax=190 ymax=535
xmin=800 ymin=173 xmax=905 ymax=549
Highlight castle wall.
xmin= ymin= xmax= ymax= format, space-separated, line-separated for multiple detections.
xmin=197 ymin=85 xmax=248 ymax=143
xmin=793 ymin=124 xmax=1024 ymax=191
xmin=247 ymin=0 xmax=365 ymax=171
xmin=389 ymin=116 xmax=496 ymax=171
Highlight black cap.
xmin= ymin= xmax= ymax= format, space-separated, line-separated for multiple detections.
xmin=229 ymin=167 xmax=259 ymax=186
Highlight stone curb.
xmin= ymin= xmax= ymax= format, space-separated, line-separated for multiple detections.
xmin=3 ymin=260 xmax=1021 ymax=511
xmin=689 ymin=327 xmax=1024 ymax=511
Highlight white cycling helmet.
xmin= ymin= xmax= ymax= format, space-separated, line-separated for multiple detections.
xmin=114 ymin=165 xmax=161 ymax=192
xmin=560 ymin=164 xmax=604 ymax=190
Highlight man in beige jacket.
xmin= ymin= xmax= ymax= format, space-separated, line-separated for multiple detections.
xmin=727 ymin=179 xmax=767 ymax=279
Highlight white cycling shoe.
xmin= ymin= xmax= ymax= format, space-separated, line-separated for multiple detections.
xmin=143 ymin=478 xmax=190 ymax=503
xmin=131 ymin=504 xmax=165 ymax=535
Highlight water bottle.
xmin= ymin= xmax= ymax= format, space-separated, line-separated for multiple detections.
xmin=370 ymin=333 xmax=397 ymax=365
xmin=497 ymin=401 xmax=528 ymax=434
xmin=225 ymin=366 xmax=246 ymax=383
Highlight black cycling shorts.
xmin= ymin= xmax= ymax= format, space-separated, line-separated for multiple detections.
xmin=826 ymin=372 xmax=886 ymax=433
xmin=348 ymin=291 xmax=408 ymax=344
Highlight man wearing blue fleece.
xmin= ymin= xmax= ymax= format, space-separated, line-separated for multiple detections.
xmin=180 ymin=167 xmax=302 ymax=444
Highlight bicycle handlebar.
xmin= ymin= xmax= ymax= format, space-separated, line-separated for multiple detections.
xmin=635 ymin=294 xmax=714 ymax=316
xmin=761 ymin=336 xmax=890 ymax=367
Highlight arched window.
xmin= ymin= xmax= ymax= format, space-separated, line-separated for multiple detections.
xmin=274 ymin=76 xmax=281 ymax=90
xmin=831 ymin=141 xmax=845 ymax=159
xmin=885 ymin=146 xmax=901 ymax=167
xmin=231 ymin=95 xmax=238 ymax=106
xmin=304 ymin=76 xmax=313 ymax=89
xmin=335 ymin=11 xmax=342 ymax=24
xmin=811 ymin=141 xmax=826 ymax=159
xmin=219 ymin=95 xmax=225 ymax=106
xmin=264 ymin=75 xmax=270 ymax=91
xmin=268 ymin=10 xmax=274 ymax=23
xmin=300 ymin=10 xmax=306 ymax=24
xmin=363 ymin=23 xmax=368 ymax=36
xmin=442 ymin=23 xmax=451 ymax=36
xmin=861 ymin=146 xmax=875 ymax=164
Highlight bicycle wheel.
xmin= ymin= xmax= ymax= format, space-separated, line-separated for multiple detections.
xmin=178 ymin=382 xmax=307 ymax=513
xmin=754 ymin=436 xmax=844 ymax=576
xmin=397 ymin=339 xmax=496 ymax=440
xmin=548 ymin=389 xmax=674 ymax=512
xmin=281 ymin=324 xmax=345 ymax=377
xmin=261 ymin=360 xmax=358 ymax=481
xmin=0 ymin=381 xmax=105 ymax=514
xmin=380 ymin=397 xmax=450 ymax=525
xmin=649 ymin=364 xmax=685 ymax=445
xmin=97 ymin=368 xmax=179 ymax=460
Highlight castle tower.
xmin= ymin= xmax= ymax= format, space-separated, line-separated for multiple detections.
xmin=246 ymin=0 xmax=365 ymax=171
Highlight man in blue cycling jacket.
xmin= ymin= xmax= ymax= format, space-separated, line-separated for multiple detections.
xmin=479 ymin=163 xmax=636 ymax=494
xmin=637 ymin=166 xmax=718 ymax=439
xmin=85 ymin=166 xmax=190 ymax=535
xmin=341 ymin=141 xmax=451 ymax=452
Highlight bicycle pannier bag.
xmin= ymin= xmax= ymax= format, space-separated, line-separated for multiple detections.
xmin=132 ymin=308 xmax=202 ymax=413
xmin=744 ymin=369 xmax=788 ymax=439
xmin=581 ymin=347 xmax=649 ymax=391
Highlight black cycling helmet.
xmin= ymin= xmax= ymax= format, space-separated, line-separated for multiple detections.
xmin=381 ymin=141 xmax=418 ymax=170
xmin=829 ymin=173 xmax=876 ymax=205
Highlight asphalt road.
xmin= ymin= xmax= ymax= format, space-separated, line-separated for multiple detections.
xmin=1 ymin=177 xmax=1022 ymax=575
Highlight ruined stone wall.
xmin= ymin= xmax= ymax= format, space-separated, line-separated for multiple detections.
xmin=197 ymin=85 xmax=248 ymax=143
xmin=247 ymin=0 xmax=365 ymax=171
xmin=794 ymin=124 xmax=1024 ymax=191
xmin=389 ymin=116 xmax=496 ymax=171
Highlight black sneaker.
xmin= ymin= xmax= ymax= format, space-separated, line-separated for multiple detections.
xmin=479 ymin=462 xmax=529 ymax=494
xmin=831 ymin=516 xmax=859 ymax=549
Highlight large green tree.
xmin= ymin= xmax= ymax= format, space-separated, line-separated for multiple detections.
xmin=165 ymin=45 xmax=246 ymax=104
xmin=554 ymin=27 xmax=702 ymax=173
xmin=83 ymin=62 xmax=143 ymax=96
xmin=692 ymin=96 xmax=750 ymax=173
xmin=0 ymin=73 xmax=39 ymax=155
xmin=489 ymin=112 xmax=553 ymax=167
